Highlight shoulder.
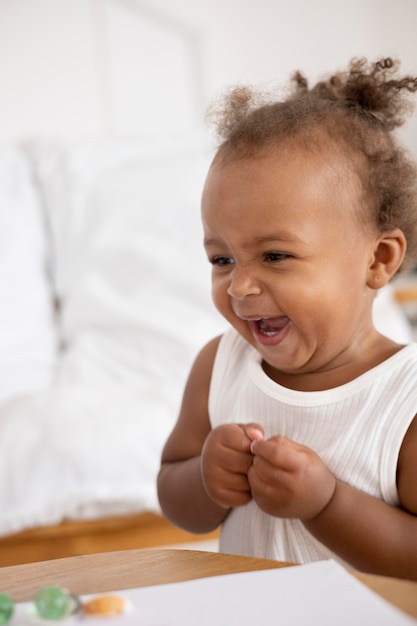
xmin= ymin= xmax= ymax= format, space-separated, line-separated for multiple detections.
xmin=188 ymin=328 xmax=254 ymax=396
xmin=378 ymin=342 xmax=417 ymax=390
xmin=208 ymin=327 xmax=254 ymax=394
xmin=397 ymin=342 xmax=417 ymax=365
xmin=160 ymin=335 xmax=224 ymax=463
xmin=171 ymin=336 xmax=223 ymax=431
xmin=211 ymin=327 xmax=254 ymax=371
xmin=188 ymin=334 xmax=224 ymax=383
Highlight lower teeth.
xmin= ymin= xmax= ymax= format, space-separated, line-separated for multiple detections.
xmin=259 ymin=323 xmax=279 ymax=336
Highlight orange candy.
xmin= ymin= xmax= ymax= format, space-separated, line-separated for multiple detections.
xmin=82 ymin=594 xmax=127 ymax=616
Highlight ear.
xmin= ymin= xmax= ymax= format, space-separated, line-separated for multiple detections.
xmin=366 ymin=228 xmax=407 ymax=289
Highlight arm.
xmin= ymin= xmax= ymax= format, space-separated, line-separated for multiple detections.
xmin=157 ymin=336 xmax=263 ymax=534
xmin=249 ymin=415 xmax=417 ymax=580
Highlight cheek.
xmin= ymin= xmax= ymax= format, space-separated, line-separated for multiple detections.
xmin=286 ymin=280 xmax=342 ymax=329
xmin=211 ymin=276 xmax=240 ymax=326
xmin=211 ymin=277 xmax=228 ymax=312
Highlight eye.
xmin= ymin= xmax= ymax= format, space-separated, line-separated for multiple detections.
xmin=209 ymin=255 xmax=235 ymax=267
xmin=263 ymin=251 xmax=291 ymax=262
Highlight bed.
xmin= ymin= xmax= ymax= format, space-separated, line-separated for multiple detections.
xmin=0 ymin=1 xmax=414 ymax=568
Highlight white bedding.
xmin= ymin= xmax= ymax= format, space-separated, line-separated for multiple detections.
xmin=0 ymin=146 xmax=57 ymax=403
xmin=0 ymin=135 xmax=227 ymax=535
xmin=0 ymin=135 xmax=412 ymax=537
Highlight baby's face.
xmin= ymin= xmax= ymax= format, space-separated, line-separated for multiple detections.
xmin=202 ymin=147 xmax=381 ymax=390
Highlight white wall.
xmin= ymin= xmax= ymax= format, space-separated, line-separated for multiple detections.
xmin=0 ymin=0 xmax=101 ymax=138
xmin=199 ymin=0 xmax=417 ymax=155
xmin=201 ymin=0 xmax=417 ymax=90
xmin=0 ymin=0 xmax=416 ymax=154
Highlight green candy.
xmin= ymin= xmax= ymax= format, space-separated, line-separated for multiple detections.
xmin=34 ymin=586 xmax=71 ymax=620
xmin=0 ymin=593 xmax=13 ymax=624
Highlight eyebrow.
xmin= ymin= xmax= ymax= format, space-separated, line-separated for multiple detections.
xmin=253 ymin=234 xmax=303 ymax=244
xmin=204 ymin=233 xmax=303 ymax=247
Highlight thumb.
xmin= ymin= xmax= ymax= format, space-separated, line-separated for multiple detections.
xmin=241 ymin=423 xmax=264 ymax=443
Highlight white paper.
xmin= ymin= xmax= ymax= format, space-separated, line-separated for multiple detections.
xmin=12 ymin=560 xmax=416 ymax=625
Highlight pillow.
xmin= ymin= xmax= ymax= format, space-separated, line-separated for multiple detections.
xmin=31 ymin=135 xmax=225 ymax=390
xmin=0 ymin=144 xmax=57 ymax=405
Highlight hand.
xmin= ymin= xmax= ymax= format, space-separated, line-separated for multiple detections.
xmin=201 ymin=423 xmax=264 ymax=509
xmin=248 ymin=435 xmax=337 ymax=521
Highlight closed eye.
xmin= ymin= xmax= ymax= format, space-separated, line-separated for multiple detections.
xmin=263 ymin=252 xmax=291 ymax=262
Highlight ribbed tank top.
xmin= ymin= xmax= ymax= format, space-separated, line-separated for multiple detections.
xmin=209 ymin=328 xmax=417 ymax=565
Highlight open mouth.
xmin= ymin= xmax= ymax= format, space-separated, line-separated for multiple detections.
xmin=248 ymin=316 xmax=291 ymax=345
xmin=257 ymin=317 xmax=289 ymax=336
xmin=257 ymin=317 xmax=289 ymax=335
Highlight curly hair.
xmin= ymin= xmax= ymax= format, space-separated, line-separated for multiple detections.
xmin=207 ymin=58 xmax=417 ymax=272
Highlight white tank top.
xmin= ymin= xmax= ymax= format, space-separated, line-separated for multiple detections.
xmin=209 ymin=328 xmax=417 ymax=565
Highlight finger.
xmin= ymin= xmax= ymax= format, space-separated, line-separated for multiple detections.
xmin=215 ymin=424 xmax=255 ymax=453
xmin=203 ymin=463 xmax=253 ymax=508
xmin=211 ymin=485 xmax=252 ymax=509
xmin=217 ymin=445 xmax=254 ymax=474
xmin=241 ymin=423 xmax=264 ymax=444
xmin=251 ymin=435 xmax=304 ymax=471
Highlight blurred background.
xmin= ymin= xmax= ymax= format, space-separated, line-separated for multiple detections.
xmin=0 ymin=0 xmax=416 ymax=153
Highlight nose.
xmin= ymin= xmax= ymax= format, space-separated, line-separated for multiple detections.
xmin=226 ymin=265 xmax=262 ymax=299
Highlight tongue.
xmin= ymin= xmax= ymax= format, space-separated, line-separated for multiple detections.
xmin=259 ymin=317 xmax=289 ymax=333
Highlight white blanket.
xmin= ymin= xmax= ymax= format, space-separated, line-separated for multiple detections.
xmin=0 ymin=136 xmax=226 ymax=535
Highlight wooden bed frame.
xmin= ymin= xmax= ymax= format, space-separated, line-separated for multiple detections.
xmin=0 ymin=514 xmax=219 ymax=567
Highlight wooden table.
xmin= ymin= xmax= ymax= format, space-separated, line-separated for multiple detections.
xmin=0 ymin=549 xmax=416 ymax=620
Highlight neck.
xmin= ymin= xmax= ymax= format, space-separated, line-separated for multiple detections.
xmin=262 ymin=334 xmax=404 ymax=392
